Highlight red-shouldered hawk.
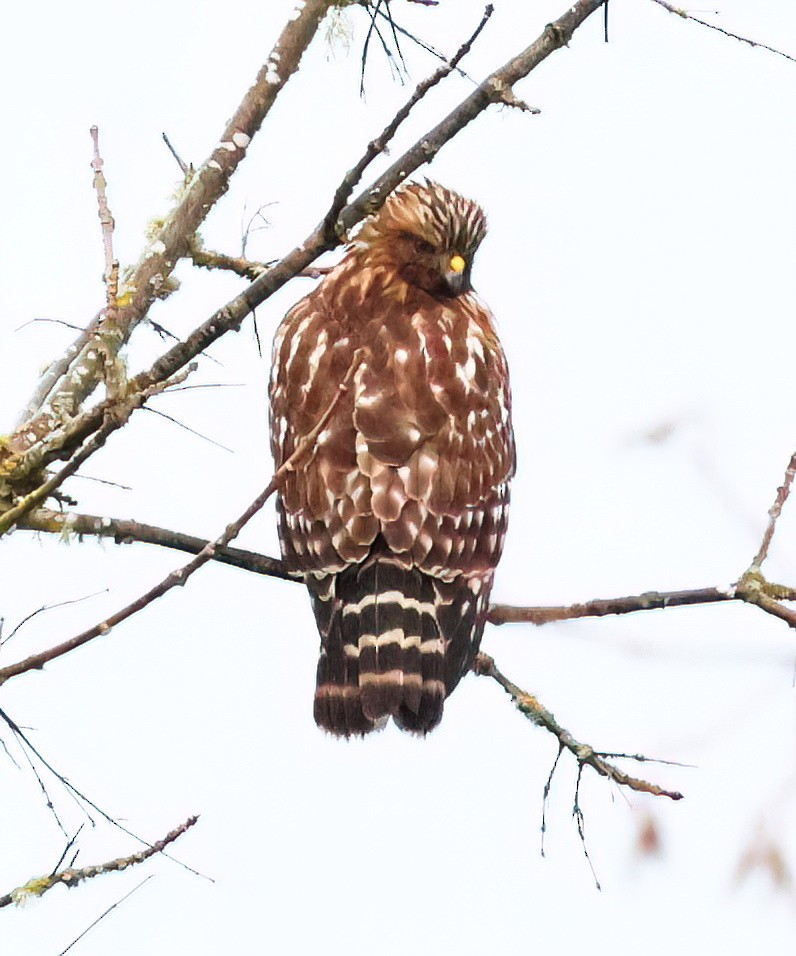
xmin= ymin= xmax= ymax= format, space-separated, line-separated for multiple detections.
xmin=269 ymin=180 xmax=514 ymax=736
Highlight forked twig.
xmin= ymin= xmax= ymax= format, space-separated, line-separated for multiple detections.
xmin=473 ymin=653 xmax=684 ymax=801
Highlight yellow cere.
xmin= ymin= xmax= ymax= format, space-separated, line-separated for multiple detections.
xmin=449 ymin=254 xmax=466 ymax=274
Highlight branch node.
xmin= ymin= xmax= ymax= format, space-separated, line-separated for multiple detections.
xmin=488 ymin=78 xmax=540 ymax=114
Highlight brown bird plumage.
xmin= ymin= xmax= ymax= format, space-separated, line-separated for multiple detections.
xmin=269 ymin=181 xmax=515 ymax=735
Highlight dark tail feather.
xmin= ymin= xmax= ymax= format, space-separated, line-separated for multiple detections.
xmin=394 ymin=595 xmax=445 ymax=733
xmin=311 ymin=574 xmax=375 ymax=735
xmin=309 ymin=561 xmax=487 ymax=737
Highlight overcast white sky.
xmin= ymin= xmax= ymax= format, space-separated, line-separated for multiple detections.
xmin=2 ymin=1 xmax=796 ymax=953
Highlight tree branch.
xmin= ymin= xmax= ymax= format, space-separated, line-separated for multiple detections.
xmin=9 ymin=0 xmax=335 ymax=453
xmin=473 ymin=653 xmax=683 ymax=801
xmin=0 ymin=816 xmax=198 ymax=908
xmin=188 ymin=244 xmax=332 ymax=282
xmin=20 ymin=500 xmax=796 ymax=635
xmin=749 ymin=450 xmax=796 ymax=571
xmin=0 ymin=366 xmax=196 ymax=537
xmin=11 ymin=0 xmax=602 ymax=488
xmin=22 ymin=506 xmax=796 ymax=640
xmin=648 ymin=0 xmax=796 ymax=65
xmin=0 ymin=352 xmax=362 ymax=686
xmin=19 ymin=508 xmax=297 ymax=582
xmin=322 ymin=2 xmax=496 ymax=240
xmin=488 ymin=586 xmax=736 ymax=625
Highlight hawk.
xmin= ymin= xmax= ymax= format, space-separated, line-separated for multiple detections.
xmin=269 ymin=181 xmax=515 ymax=736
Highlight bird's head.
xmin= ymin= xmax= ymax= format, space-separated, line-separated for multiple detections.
xmin=354 ymin=180 xmax=487 ymax=299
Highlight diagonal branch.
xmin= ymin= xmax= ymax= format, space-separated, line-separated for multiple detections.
xmin=16 ymin=0 xmax=603 ymax=485
xmin=749 ymin=450 xmax=796 ymax=571
xmin=0 ymin=816 xmax=198 ymax=908
xmin=10 ymin=0 xmax=335 ymax=449
xmin=648 ymin=0 xmax=796 ymax=65
xmin=0 ymin=366 xmax=196 ymax=537
xmin=473 ymin=653 xmax=683 ymax=801
xmin=323 ymin=2 xmax=496 ymax=239
xmin=0 ymin=352 xmax=362 ymax=686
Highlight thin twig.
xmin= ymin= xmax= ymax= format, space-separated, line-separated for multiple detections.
xmin=361 ymin=0 xmax=402 ymax=96
xmin=750 ymin=450 xmax=796 ymax=570
xmin=373 ymin=4 xmax=473 ymax=82
xmin=162 ymin=132 xmax=190 ymax=175
xmin=473 ymin=653 xmax=683 ymax=801
xmin=0 ymin=353 xmax=361 ymax=686
xmin=90 ymin=126 xmax=117 ymax=304
xmin=0 ymin=817 xmax=198 ymax=909
xmin=7 ymin=718 xmax=69 ymax=836
xmin=145 ymin=317 xmax=224 ymax=368
xmin=14 ymin=317 xmax=87 ymax=334
xmin=0 ymin=708 xmax=207 ymax=879
xmin=572 ymin=763 xmax=602 ymax=890
xmin=327 ymin=3 xmax=495 ymax=239
xmin=540 ymin=745 xmax=564 ymax=857
xmin=68 ymin=473 xmax=133 ymax=490
xmin=57 ymin=876 xmax=154 ymax=955
xmin=0 ymin=590 xmax=108 ymax=647
xmin=649 ymin=0 xmax=796 ymax=64
xmin=0 ymin=367 xmax=196 ymax=537
xmin=240 ymin=202 xmax=274 ymax=258
xmin=142 ymin=406 xmax=234 ymax=454
xmin=50 ymin=826 xmax=85 ymax=877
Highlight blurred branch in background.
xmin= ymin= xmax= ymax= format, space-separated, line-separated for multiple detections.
xmin=648 ymin=0 xmax=796 ymax=64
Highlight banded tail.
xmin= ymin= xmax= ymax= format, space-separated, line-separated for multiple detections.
xmin=309 ymin=557 xmax=486 ymax=736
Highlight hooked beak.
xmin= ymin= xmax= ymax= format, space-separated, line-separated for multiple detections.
xmin=445 ymin=253 xmax=471 ymax=295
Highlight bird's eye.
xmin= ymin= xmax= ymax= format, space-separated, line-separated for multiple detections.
xmin=413 ymin=238 xmax=435 ymax=255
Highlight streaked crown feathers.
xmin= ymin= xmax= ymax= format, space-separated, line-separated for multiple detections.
xmin=355 ymin=180 xmax=488 ymax=257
